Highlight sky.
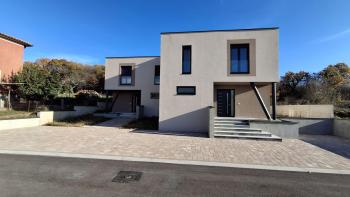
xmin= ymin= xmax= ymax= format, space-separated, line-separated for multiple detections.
xmin=1 ymin=0 xmax=350 ymax=75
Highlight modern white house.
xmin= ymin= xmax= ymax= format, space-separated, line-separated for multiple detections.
xmin=105 ymin=56 xmax=160 ymax=117
xmin=105 ymin=27 xmax=284 ymax=140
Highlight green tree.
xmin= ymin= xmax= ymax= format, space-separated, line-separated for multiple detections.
xmin=44 ymin=59 xmax=86 ymax=94
xmin=14 ymin=63 xmax=62 ymax=101
xmin=279 ymin=71 xmax=310 ymax=99
xmin=86 ymin=65 xmax=105 ymax=92
xmin=278 ymin=63 xmax=350 ymax=104
xmin=34 ymin=58 xmax=105 ymax=94
xmin=319 ymin=63 xmax=350 ymax=87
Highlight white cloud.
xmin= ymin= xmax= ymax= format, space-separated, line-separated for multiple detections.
xmin=314 ymin=28 xmax=350 ymax=43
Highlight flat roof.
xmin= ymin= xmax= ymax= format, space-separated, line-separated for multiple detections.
xmin=0 ymin=33 xmax=32 ymax=47
xmin=161 ymin=27 xmax=279 ymax=35
xmin=106 ymin=56 xmax=160 ymax=59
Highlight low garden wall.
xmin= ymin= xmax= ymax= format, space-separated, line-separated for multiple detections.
xmin=41 ymin=106 xmax=98 ymax=121
xmin=250 ymin=120 xmax=299 ymax=138
xmin=283 ymin=118 xmax=334 ymax=135
xmin=0 ymin=118 xmax=41 ymax=130
xmin=277 ymin=105 xmax=334 ymax=118
xmin=0 ymin=106 xmax=98 ymax=131
xmin=334 ymin=119 xmax=350 ymax=139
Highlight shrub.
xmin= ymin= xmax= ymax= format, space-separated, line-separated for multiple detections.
xmin=75 ymin=90 xmax=101 ymax=106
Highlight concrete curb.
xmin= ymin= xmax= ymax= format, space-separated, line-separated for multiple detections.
xmin=0 ymin=149 xmax=350 ymax=175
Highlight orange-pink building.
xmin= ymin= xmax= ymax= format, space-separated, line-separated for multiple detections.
xmin=0 ymin=33 xmax=32 ymax=82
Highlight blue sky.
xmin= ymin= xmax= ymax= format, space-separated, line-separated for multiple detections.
xmin=1 ymin=0 xmax=350 ymax=75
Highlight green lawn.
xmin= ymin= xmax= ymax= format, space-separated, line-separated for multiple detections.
xmin=123 ymin=117 xmax=159 ymax=130
xmin=0 ymin=110 xmax=36 ymax=120
xmin=47 ymin=114 xmax=111 ymax=127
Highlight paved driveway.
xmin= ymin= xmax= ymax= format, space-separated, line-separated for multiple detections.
xmin=0 ymin=126 xmax=349 ymax=170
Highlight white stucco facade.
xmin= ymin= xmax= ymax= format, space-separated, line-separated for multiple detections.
xmin=105 ymin=56 xmax=160 ymax=117
xmin=159 ymin=28 xmax=279 ymax=132
xmin=104 ymin=28 xmax=279 ymax=133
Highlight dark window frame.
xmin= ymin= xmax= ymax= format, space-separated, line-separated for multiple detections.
xmin=150 ymin=92 xmax=159 ymax=99
xmin=176 ymin=86 xmax=196 ymax=95
xmin=182 ymin=45 xmax=192 ymax=74
xmin=230 ymin=44 xmax=250 ymax=74
xmin=120 ymin=65 xmax=133 ymax=85
xmin=154 ymin=65 xmax=160 ymax=85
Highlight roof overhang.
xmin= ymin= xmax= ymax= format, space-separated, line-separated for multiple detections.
xmin=0 ymin=33 xmax=32 ymax=47
xmin=160 ymin=27 xmax=279 ymax=35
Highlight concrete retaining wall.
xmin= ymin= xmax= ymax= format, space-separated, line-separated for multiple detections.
xmin=250 ymin=120 xmax=299 ymax=138
xmin=284 ymin=118 xmax=334 ymax=135
xmin=0 ymin=106 xmax=98 ymax=131
xmin=0 ymin=118 xmax=40 ymax=130
xmin=97 ymin=102 xmax=106 ymax=110
xmin=334 ymin=119 xmax=350 ymax=139
xmin=52 ymin=106 xmax=98 ymax=121
xmin=277 ymin=105 xmax=334 ymax=118
xmin=38 ymin=111 xmax=54 ymax=125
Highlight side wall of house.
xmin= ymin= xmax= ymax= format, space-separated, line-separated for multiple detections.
xmin=159 ymin=30 xmax=278 ymax=132
xmin=105 ymin=57 xmax=160 ymax=117
xmin=0 ymin=38 xmax=24 ymax=81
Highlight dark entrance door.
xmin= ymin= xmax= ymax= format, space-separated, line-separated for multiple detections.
xmin=216 ymin=89 xmax=235 ymax=117
xmin=131 ymin=92 xmax=141 ymax=113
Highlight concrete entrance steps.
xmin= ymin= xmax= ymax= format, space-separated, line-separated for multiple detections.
xmin=213 ymin=117 xmax=281 ymax=141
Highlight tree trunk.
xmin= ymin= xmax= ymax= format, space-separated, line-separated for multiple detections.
xmin=27 ymin=100 xmax=31 ymax=112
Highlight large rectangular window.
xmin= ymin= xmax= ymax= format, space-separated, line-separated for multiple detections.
xmin=182 ymin=45 xmax=191 ymax=74
xmin=120 ymin=66 xmax=132 ymax=85
xmin=154 ymin=65 xmax=160 ymax=85
xmin=230 ymin=44 xmax=249 ymax=74
xmin=177 ymin=86 xmax=196 ymax=95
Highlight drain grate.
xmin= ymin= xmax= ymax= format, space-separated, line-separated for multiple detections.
xmin=112 ymin=171 xmax=143 ymax=183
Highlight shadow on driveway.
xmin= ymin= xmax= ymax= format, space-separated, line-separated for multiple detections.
xmin=300 ymin=134 xmax=350 ymax=159
xmin=130 ymin=129 xmax=208 ymax=138
xmin=91 ymin=117 xmax=134 ymax=128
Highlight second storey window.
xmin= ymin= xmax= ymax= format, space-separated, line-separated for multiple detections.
xmin=120 ymin=66 xmax=132 ymax=85
xmin=230 ymin=44 xmax=249 ymax=74
xmin=182 ymin=45 xmax=191 ymax=74
xmin=154 ymin=65 xmax=160 ymax=85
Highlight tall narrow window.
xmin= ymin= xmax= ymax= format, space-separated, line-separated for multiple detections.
xmin=182 ymin=45 xmax=191 ymax=74
xmin=154 ymin=65 xmax=160 ymax=85
xmin=120 ymin=66 xmax=132 ymax=85
xmin=230 ymin=44 xmax=249 ymax=74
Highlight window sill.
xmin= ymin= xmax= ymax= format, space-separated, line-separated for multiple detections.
xmin=176 ymin=94 xmax=196 ymax=96
xmin=230 ymin=72 xmax=250 ymax=74
xmin=119 ymin=84 xmax=133 ymax=86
